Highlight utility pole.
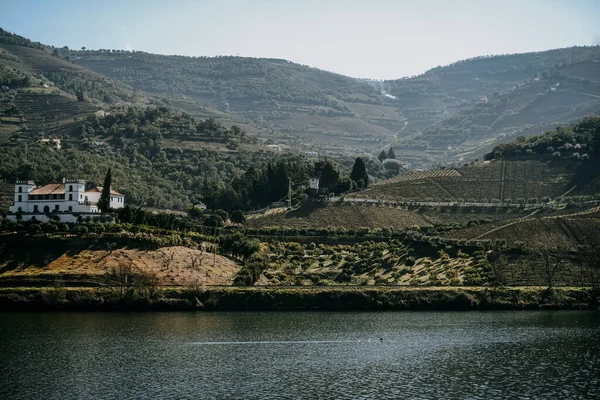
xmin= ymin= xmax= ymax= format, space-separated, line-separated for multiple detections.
xmin=288 ymin=178 xmax=292 ymax=208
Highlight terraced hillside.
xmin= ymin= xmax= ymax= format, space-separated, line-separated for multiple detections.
xmin=355 ymin=160 xmax=581 ymax=203
xmin=247 ymin=201 xmax=432 ymax=230
xmin=74 ymin=51 xmax=404 ymax=157
xmin=0 ymin=180 xmax=13 ymax=212
xmin=0 ymin=32 xmax=139 ymax=140
xmin=399 ymin=57 xmax=600 ymax=164
xmin=444 ymin=206 xmax=600 ymax=248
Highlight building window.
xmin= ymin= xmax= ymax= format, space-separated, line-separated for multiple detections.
xmin=18 ymin=207 xmax=22 ymax=212
xmin=18 ymin=195 xmax=22 ymax=202
xmin=69 ymin=194 xmax=73 ymax=201
xmin=34 ymin=205 xmax=38 ymax=212
xmin=68 ymin=206 xmax=73 ymax=212
xmin=55 ymin=205 xmax=59 ymax=211
xmin=43 ymin=205 xmax=50 ymax=213
xmin=69 ymin=185 xmax=73 ymax=192
xmin=18 ymin=186 xmax=22 ymax=193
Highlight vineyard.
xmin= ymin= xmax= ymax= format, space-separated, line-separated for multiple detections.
xmin=444 ymin=211 xmax=600 ymax=248
xmin=247 ymin=201 xmax=432 ymax=230
xmin=257 ymin=234 xmax=595 ymax=287
xmin=14 ymin=92 xmax=97 ymax=124
xmin=355 ymin=160 xmax=580 ymax=203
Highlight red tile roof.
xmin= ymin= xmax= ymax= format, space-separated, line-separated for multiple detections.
xmin=30 ymin=183 xmax=65 ymax=195
xmin=86 ymin=186 xmax=124 ymax=196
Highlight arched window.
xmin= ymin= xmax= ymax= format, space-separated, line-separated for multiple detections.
xmin=43 ymin=205 xmax=50 ymax=213
xmin=18 ymin=186 xmax=22 ymax=193
xmin=17 ymin=207 xmax=22 ymax=212
xmin=68 ymin=206 xmax=73 ymax=212
xmin=69 ymin=185 xmax=73 ymax=192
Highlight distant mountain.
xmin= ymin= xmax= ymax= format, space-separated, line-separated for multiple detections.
xmin=2 ymin=27 xmax=600 ymax=167
xmin=388 ymin=47 xmax=600 ymax=165
xmin=72 ymin=51 xmax=406 ymax=157
xmin=74 ymin=45 xmax=600 ymax=166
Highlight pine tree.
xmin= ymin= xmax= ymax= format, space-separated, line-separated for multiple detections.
xmin=378 ymin=150 xmax=387 ymax=162
xmin=98 ymin=167 xmax=112 ymax=212
xmin=387 ymin=147 xmax=396 ymax=159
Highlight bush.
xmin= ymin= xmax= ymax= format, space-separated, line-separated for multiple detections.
xmin=230 ymin=210 xmax=246 ymax=224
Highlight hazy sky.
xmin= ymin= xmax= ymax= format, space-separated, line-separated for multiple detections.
xmin=1 ymin=0 xmax=599 ymax=79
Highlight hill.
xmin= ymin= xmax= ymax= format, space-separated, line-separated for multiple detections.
xmin=350 ymin=159 xmax=582 ymax=203
xmin=390 ymin=47 xmax=600 ymax=165
xmin=72 ymin=50 xmax=405 ymax=157
xmin=0 ymin=29 xmax=324 ymax=211
xmin=4 ymin=27 xmax=600 ymax=168
xmin=73 ymin=44 xmax=600 ymax=167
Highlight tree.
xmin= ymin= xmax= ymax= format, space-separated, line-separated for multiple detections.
xmin=76 ymin=89 xmax=85 ymax=102
xmin=387 ymin=147 xmax=396 ymax=159
xmin=350 ymin=157 xmax=369 ymax=188
xmin=98 ymin=168 xmax=112 ymax=212
xmin=378 ymin=150 xmax=387 ymax=162
xmin=203 ymin=214 xmax=223 ymax=228
xmin=533 ymin=246 xmax=566 ymax=288
xmin=320 ymin=161 xmax=339 ymax=191
xmin=230 ymin=210 xmax=246 ymax=224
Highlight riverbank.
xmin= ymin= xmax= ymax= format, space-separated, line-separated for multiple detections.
xmin=0 ymin=286 xmax=597 ymax=311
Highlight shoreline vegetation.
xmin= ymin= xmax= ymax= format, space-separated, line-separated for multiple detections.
xmin=0 ymin=286 xmax=598 ymax=312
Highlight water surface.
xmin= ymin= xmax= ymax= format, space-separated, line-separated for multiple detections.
xmin=1 ymin=311 xmax=599 ymax=399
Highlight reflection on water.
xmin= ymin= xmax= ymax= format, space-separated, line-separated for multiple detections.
xmin=1 ymin=311 xmax=599 ymax=399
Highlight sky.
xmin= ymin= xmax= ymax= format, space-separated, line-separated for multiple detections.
xmin=1 ymin=0 xmax=599 ymax=79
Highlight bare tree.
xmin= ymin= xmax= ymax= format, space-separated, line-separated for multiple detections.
xmin=533 ymin=246 xmax=566 ymax=288
xmin=161 ymin=251 xmax=175 ymax=271
xmin=189 ymin=253 xmax=205 ymax=270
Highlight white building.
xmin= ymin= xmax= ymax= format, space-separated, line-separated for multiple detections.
xmin=39 ymin=138 xmax=61 ymax=150
xmin=309 ymin=177 xmax=320 ymax=190
xmin=7 ymin=178 xmax=125 ymax=223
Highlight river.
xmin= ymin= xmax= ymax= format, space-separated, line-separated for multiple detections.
xmin=1 ymin=311 xmax=599 ymax=399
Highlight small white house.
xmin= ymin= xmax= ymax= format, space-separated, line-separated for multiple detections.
xmin=309 ymin=177 xmax=320 ymax=190
xmin=40 ymin=138 xmax=61 ymax=150
xmin=267 ymin=144 xmax=282 ymax=152
xmin=7 ymin=178 xmax=124 ymax=223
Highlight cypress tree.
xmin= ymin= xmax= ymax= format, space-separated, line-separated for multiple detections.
xmin=320 ymin=161 xmax=340 ymax=190
xmin=350 ymin=157 xmax=369 ymax=188
xmin=388 ymin=147 xmax=396 ymax=159
xmin=98 ymin=167 xmax=112 ymax=212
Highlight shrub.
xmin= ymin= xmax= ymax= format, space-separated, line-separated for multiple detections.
xmin=552 ymin=151 xmax=561 ymax=158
